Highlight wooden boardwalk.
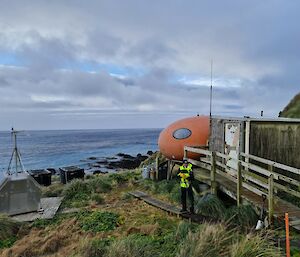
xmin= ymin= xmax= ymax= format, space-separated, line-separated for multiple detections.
xmin=183 ymin=146 xmax=300 ymax=231
xmin=129 ymin=191 xmax=210 ymax=223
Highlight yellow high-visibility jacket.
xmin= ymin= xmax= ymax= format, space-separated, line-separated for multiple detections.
xmin=178 ymin=164 xmax=193 ymax=188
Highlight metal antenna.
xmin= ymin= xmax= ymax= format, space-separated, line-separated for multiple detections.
xmin=209 ymin=59 xmax=213 ymax=118
xmin=7 ymin=128 xmax=25 ymax=175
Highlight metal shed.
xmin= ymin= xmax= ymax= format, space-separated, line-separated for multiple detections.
xmin=0 ymin=173 xmax=41 ymax=215
xmin=209 ymin=116 xmax=300 ymax=168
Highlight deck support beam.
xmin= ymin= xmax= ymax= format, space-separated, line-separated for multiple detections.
xmin=237 ymin=160 xmax=242 ymax=206
xmin=210 ymin=152 xmax=217 ymax=195
xmin=268 ymin=169 xmax=274 ymax=225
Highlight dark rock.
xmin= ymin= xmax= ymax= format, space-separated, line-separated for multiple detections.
xmin=88 ymin=157 xmax=97 ymax=160
xmin=92 ymin=164 xmax=101 ymax=168
xmin=106 ymin=157 xmax=118 ymax=160
xmin=147 ymin=150 xmax=154 ymax=156
xmin=117 ymin=153 xmax=135 ymax=159
xmin=96 ymin=160 xmax=108 ymax=164
xmin=137 ymin=153 xmax=142 ymax=157
xmin=93 ymin=170 xmax=108 ymax=174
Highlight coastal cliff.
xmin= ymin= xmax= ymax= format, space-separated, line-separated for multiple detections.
xmin=279 ymin=92 xmax=300 ymax=118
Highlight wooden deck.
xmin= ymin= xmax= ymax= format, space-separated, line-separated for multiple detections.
xmin=183 ymin=146 xmax=300 ymax=231
xmin=11 ymin=197 xmax=63 ymax=222
xmin=193 ymin=168 xmax=300 ymax=230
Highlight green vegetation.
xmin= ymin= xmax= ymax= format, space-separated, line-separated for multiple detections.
xmin=279 ymin=92 xmax=300 ymax=118
xmin=62 ymin=177 xmax=112 ymax=207
xmin=177 ymin=223 xmax=281 ymax=257
xmin=0 ymin=236 xmax=17 ymax=249
xmin=80 ymin=238 xmax=113 ymax=257
xmin=230 ymin=232 xmax=281 ymax=257
xmin=224 ymin=205 xmax=258 ymax=230
xmin=195 ymin=193 xmax=226 ymax=220
xmin=79 ymin=211 xmax=120 ymax=232
xmin=0 ymin=215 xmax=20 ymax=249
xmin=0 ymin=170 xmax=287 ymax=256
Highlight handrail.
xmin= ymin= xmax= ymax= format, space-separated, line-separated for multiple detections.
xmin=184 ymin=146 xmax=212 ymax=156
xmin=240 ymin=152 xmax=300 ymax=176
xmin=184 ymin=145 xmax=300 ymax=223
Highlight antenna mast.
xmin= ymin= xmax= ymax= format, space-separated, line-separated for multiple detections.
xmin=209 ymin=59 xmax=213 ymax=118
xmin=7 ymin=128 xmax=25 ymax=175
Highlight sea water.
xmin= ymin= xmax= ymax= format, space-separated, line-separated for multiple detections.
xmin=0 ymin=129 xmax=161 ymax=176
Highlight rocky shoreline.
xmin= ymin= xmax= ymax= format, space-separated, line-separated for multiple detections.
xmin=81 ymin=151 xmax=154 ymax=174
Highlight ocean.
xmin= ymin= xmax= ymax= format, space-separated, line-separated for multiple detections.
xmin=0 ymin=129 xmax=161 ymax=175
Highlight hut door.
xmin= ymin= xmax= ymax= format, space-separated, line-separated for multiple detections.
xmin=224 ymin=123 xmax=240 ymax=172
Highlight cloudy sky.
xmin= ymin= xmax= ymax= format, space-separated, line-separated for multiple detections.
xmin=0 ymin=0 xmax=299 ymax=130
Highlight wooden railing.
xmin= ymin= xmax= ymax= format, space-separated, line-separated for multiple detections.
xmin=184 ymin=146 xmax=300 ymax=222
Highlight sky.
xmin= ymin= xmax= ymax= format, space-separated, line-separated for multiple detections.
xmin=0 ymin=0 xmax=299 ymax=130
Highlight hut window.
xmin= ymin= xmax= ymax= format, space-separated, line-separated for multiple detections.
xmin=173 ymin=128 xmax=192 ymax=139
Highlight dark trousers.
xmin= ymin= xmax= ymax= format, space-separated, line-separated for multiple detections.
xmin=181 ymin=186 xmax=194 ymax=211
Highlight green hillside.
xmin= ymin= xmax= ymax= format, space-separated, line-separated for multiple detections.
xmin=279 ymin=92 xmax=300 ymax=118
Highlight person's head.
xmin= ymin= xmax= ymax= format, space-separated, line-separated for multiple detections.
xmin=183 ymin=159 xmax=188 ymax=167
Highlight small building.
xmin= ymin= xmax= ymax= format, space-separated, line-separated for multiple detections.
xmin=0 ymin=173 xmax=41 ymax=215
xmin=209 ymin=116 xmax=300 ymax=169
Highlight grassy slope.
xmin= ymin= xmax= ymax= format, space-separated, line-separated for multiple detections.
xmin=0 ymin=172 xmax=288 ymax=257
xmin=280 ymin=92 xmax=300 ymax=118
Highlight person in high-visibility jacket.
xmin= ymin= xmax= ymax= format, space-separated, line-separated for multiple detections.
xmin=178 ymin=159 xmax=194 ymax=213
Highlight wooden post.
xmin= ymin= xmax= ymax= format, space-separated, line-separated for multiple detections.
xmin=211 ymin=152 xmax=217 ymax=195
xmin=285 ymin=213 xmax=291 ymax=257
xmin=237 ymin=160 xmax=242 ymax=206
xmin=244 ymin=121 xmax=250 ymax=171
xmin=268 ymin=173 xmax=274 ymax=225
xmin=167 ymin=160 xmax=171 ymax=180
xmin=155 ymin=155 xmax=159 ymax=181
xmin=183 ymin=148 xmax=188 ymax=159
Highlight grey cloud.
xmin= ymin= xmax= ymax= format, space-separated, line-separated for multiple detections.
xmin=0 ymin=0 xmax=299 ymax=129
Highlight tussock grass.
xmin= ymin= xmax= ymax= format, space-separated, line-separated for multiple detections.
xmin=195 ymin=193 xmax=226 ymax=219
xmin=174 ymin=221 xmax=195 ymax=241
xmin=62 ymin=177 xmax=112 ymax=207
xmin=176 ymin=223 xmax=233 ymax=257
xmin=230 ymin=233 xmax=281 ymax=257
xmin=224 ymin=205 xmax=258 ymax=230
xmin=42 ymin=183 xmax=64 ymax=197
xmin=106 ymin=235 xmax=158 ymax=257
xmin=177 ymin=223 xmax=281 ymax=257
xmin=0 ymin=215 xmax=20 ymax=241
xmin=80 ymin=238 xmax=113 ymax=257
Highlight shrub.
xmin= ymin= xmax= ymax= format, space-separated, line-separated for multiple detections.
xmin=80 ymin=211 xmax=120 ymax=232
xmin=195 ymin=193 xmax=226 ymax=219
xmin=230 ymin=233 xmax=281 ymax=257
